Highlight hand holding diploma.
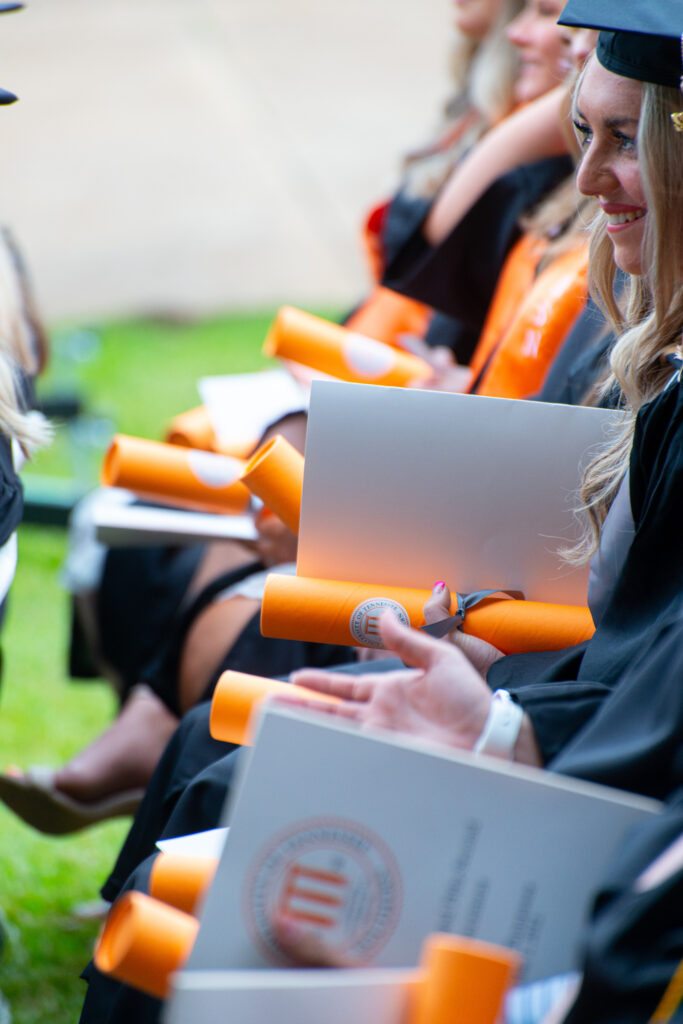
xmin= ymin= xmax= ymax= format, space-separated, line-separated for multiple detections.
xmin=286 ymin=612 xmax=543 ymax=766
xmin=248 ymin=508 xmax=298 ymax=567
xmin=395 ymin=333 xmax=474 ymax=393
xmin=423 ymin=581 xmax=505 ymax=677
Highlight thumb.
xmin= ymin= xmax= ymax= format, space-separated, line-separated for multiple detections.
xmin=378 ymin=610 xmax=446 ymax=670
xmin=423 ymin=581 xmax=452 ymax=624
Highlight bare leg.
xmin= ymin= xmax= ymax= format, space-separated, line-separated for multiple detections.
xmin=177 ymin=595 xmax=261 ymax=713
xmin=52 ymin=685 xmax=178 ymax=803
xmin=50 ymin=412 xmax=309 ymax=802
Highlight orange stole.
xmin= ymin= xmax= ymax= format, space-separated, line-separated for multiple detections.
xmin=475 ymin=243 xmax=590 ymax=399
xmin=468 ymin=234 xmax=548 ymax=382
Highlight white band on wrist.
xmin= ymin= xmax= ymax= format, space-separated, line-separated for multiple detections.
xmin=473 ymin=690 xmax=524 ymax=760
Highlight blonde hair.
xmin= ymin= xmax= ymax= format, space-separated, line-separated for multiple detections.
xmin=403 ymin=0 xmax=523 ymax=199
xmin=465 ymin=0 xmax=524 ymax=125
xmin=565 ymin=75 xmax=683 ymax=563
xmin=0 ymin=229 xmax=51 ymax=457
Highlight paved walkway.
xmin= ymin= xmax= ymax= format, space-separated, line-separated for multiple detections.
xmin=0 ymin=0 xmax=447 ymax=322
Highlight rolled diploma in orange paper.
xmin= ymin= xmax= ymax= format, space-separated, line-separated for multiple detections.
xmin=94 ymin=891 xmax=199 ymax=1000
xmin=261 ymin=575 xmax=595 ymax=654
xmin=165 ymin=406 xmax=256 ymax=459
xmin=210 ymin=669 xmax=341 ymax=745
xmin=241 ymin=434 xmax=304 ymax=534
xmin=411 ymin=934 xmax=520 ymax=1024
xmin=101 ymin=434 xmax=250 ymax=514
xmin=263 ymin=306 xmax=432 ymax=387
xmin=149 ymin=853 xmax=218 ymax=916
xmin=165 ymin=405 xmax=216 ymax=451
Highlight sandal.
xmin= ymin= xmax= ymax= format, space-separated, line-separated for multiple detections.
xmin=0 ymin=767 xmax=144 ymax=835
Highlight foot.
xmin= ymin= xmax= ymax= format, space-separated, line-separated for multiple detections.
xmin=51 ymin=684 xmax=178 ymax=804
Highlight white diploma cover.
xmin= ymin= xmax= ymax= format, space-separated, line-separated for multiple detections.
xmin=188 ymin=706 xmax=659 ymax=985
xmin=297 ymin=382 xmax=622 ymax=605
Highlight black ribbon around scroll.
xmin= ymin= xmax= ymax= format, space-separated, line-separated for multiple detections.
xmin=421 ymin=588 xmax=524 ymax=639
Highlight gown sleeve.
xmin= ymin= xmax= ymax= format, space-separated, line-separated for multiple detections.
xmin=0 ymin=434 xmax=23 ymax=546
xmin=488 ymin=376 xmax=683 ymax=797
xmin=381 ymin=156 xmax=573 ymax=328
xmin=564 ymin=786 xmax=683 ymax=1023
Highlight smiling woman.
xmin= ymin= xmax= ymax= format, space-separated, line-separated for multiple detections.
xmin=505 ymin=0 xmax=568 ymax=103
xmin=282 ymin=4 xmax=683 ymax=784
xmin=573 ymin=62 xmax=645 ymax=275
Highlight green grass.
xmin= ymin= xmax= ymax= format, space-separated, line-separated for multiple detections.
xmin=0 ymin=307 xmax=339 ymax=1024
xmin=0 ymin=526 xmax=128 ymax=1024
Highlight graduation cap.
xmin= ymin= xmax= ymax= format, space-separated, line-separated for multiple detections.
xmin=0 ymin=1 xmax=23 ymax=106
xmin=558 ymin=0 xmax=683 ymax=129
xmin=558 ymin=1 xmax=683 ymax=88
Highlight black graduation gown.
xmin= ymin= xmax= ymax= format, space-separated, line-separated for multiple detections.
xmin=535 ymin=297 xmax=615 ymax=407
xmin=78 ymin=378 xmax=683 ymax=1024
xmin=0 ymin=435 xmax=22 ymax=548
xmin=486 ymin=371 xmax=683 ymax=793
xmin=564 ymin=786 xmax=683 ymax=1024
xmin=536 ymin=268 xmax=629 ymax=407
xmin=0 ymin=434 xmax=23 ymax=629
xmin=93 ymin=550 xmax=356 ymax=714
xmin=382 ymin=156 xmax=573 ymax=362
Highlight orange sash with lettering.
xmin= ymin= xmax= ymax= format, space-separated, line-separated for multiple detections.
xmin=475 ymin=242 xmax=590 ymax=400
xmin=468 ymin=234 xmax=548 ymax=382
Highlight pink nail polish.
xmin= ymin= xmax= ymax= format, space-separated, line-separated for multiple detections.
xmin=433 ymin=581 xmax=446 ymax=590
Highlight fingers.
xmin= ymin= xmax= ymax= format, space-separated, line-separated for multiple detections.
xmin=271 ymin=693 xmax=362 ymax=721
xmin=290 ymin=668 xmax=375 ymax=702
xmin=378 ymin=610 xmax=451 ymax=670
xmin=272 ymin=913 xmax=351 ymax=967
xmin=423 ymin=580 xmax=452 ymax=624
xmin=447 ymin=629 xmax=504 ymax=676
xmin=251 ymin=509 xmax=298 ymax=566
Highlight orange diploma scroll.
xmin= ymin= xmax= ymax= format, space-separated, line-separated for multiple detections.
xmin=264 ymin=306 xmax=432 ymax=387
xmin=149 ymin=853 xmax=218 ymax=916
xmin=344 ymin=286 xmax=432 ymax=350
xmin=241 ymin=434 xmax=304 ymax=534
xmin=164 ymin=405 xmax=217 ymax=451
xmin=94 ymin=891 xmax=199 ymax=1000
xmin=261 ymin=574 xmax=595 ymax=654
xmin=210 ymin=669 xmax=340 ymax=745
xmin=412 ymin=934 xmax=520 ymax=1024
xmin=101 ymin=434 xmax=250 ymax=514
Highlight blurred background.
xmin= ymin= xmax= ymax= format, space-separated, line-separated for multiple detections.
xmin=1 ymin=0 xmax=448 ymax=322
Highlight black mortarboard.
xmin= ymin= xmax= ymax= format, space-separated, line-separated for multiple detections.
xmin=558 ymin=0 xmax=683 ymax=90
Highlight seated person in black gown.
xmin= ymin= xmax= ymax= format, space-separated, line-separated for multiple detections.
xmin=77 ymin=16 xmax=683 ymax=1020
